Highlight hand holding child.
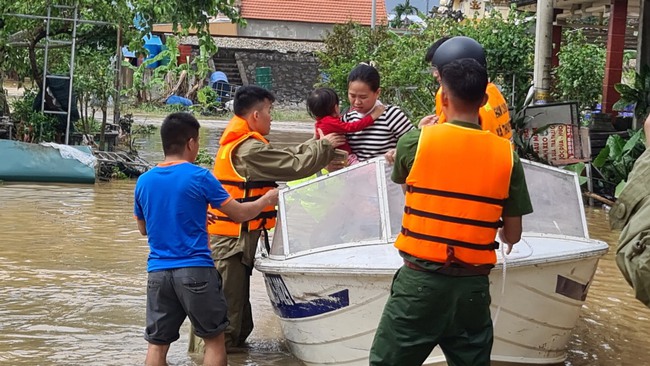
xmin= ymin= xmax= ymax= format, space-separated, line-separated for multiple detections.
xmin=317 ymin=128 xmax=346 ymax=148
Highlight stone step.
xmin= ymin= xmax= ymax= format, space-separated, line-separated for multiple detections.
xmin=212 ymin=57 xmax=242 ymax=85
xmin=213 ymin=65 xmax=239 ymax=72
xmin=212 ymin=54 xmax=240 ymax=79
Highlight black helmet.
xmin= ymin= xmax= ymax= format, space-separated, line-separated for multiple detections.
xmin=431 ymin=36 xmax=487 ymax=69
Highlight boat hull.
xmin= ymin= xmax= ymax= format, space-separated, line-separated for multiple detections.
xmin=0 ymin=140 xmax=96 ymax=184
xmin=258 ymin=238 xmax=606 ymax=366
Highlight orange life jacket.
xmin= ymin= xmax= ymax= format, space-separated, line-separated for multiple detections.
xmin=207 ymin=116 xmax=277 ymax=237
xmin=395 ymin=123 xmax=513 ymax=266
xmin=435 ymin=83 xmax=512 ymax=141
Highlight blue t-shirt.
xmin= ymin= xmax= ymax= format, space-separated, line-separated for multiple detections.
xmin=134 ymin=161 xmax=231 ymax=272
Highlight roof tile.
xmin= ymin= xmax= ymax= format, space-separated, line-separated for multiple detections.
xmin=241 ymin=0 xmax=388 ymax=26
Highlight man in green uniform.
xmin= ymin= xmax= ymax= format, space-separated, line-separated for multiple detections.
xmin=188 ymin=86 xmax=345 ymax=354
xmin=370 ymin=56 xmax=533 ymax=366
xmin=610 ymin=114 xmax=650 ymax=308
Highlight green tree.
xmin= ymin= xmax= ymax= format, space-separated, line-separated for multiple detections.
xmin=552 ymin=29 xmax=606 ymax=111
xmin=74 ymin=47 xmax=115 ymax=149
xmin=391 ymin=0 xmax=419 ymax=28
xmin=318 ymin=7 xmax=534 ymax=121
xmin=0 ymin=0 xmax=242 ymax=114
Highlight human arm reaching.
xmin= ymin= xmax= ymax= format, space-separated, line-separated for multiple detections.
xmin=216 ymin=188 xmax=279 ymax=223
xmin=317 ymin=104 xmax=386 ymax=134
xmin=237 ymin=136 xmax=345 ymax=182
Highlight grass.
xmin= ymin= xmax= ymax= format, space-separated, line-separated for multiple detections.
xmin=122 ymin=103 xmax=188 ymax=117
xmin=272 ymin=108 xmax=312 ymax=122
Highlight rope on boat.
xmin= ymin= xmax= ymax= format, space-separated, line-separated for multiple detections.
xmin=493 ymin=237 xmax=533 ymax=329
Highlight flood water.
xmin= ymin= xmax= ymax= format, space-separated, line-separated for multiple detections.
xmin=1 ymin=119 xmax=649 ymax=366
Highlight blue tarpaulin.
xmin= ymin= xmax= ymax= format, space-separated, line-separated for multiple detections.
xmin=166 ymin=95 xmax=193 ymax=107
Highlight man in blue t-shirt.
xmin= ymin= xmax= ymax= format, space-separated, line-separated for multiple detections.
xmin=134 ymin=112 xmax=278 ymax=366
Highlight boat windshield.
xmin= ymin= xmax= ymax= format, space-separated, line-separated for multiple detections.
xmin=271 ymin=158 xmax=403 ymax=258
xmin=269 ymin=158 xmax=588 ymax=259
xmin=521 ymin=160 xmax=588 ymax=238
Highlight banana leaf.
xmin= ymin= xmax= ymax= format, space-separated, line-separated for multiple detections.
xmin=615 ymin=180 xmax=626 ymax=198
xmin=564 ymin=162 xmax=588 ymax=186
xmin=593 ymin=145 xmax=609 ymax=168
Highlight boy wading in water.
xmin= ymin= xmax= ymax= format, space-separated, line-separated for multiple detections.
xmin=134 ymin=112 xmax=278 ymax=366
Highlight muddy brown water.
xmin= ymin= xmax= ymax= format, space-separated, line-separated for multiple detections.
xmin=1 ymin=120 xmax=649 ymax=365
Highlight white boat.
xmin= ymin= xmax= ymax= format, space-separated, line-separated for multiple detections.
xmin=255 ymin=158 xmax=609 ymax=366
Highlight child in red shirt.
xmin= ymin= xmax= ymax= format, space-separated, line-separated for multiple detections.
xmin=307 ymin=87 xmax=386 ymax=165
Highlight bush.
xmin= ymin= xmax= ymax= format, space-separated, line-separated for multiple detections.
xmin=553 ymin=29 xmax=606 ymax=111
xmin=592 ymin=128 xmax=647 ymax=197
xmin=10 ymin=90 xmax=59 ymax=143
xmin=194 ymin=148 xmax=215 ymax=167
xmin=317 ymin=7 xmax=534 ymax=121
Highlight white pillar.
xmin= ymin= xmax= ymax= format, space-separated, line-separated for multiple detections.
xmin=533 ymin=0 xmax=554 ymax=102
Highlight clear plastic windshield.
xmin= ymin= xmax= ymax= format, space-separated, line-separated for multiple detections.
xmin=283 ymin=162 xmax=382 ymax=254
xmin=521 ymin=160 xmax=588 ymax=238
xmin=385 ymin=164 xmax=405 ymax=239
xmin=268 ymin=158 xmax=589 ymax=258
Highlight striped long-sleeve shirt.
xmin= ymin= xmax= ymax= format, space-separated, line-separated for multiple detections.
xmin=343 ymin=104 xmax=415 ymax=161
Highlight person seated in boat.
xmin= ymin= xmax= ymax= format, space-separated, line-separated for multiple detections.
xmin=197 ymin=85 xmax=345 ymax=353
xmin=610 ymin=114 xmax=650 ymax=309
xmin=369 ymin=55 xmax=533 ymax=366
xmin=133 ymin=112 xmax=279 ymax=366
xmin=307 ymin=87 xmax=386 ymax=165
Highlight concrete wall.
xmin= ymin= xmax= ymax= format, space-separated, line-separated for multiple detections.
xmin=153 ymin=22 xmax=238 ymax=36
xmin=232 ymin=49 xmax=321 ymax=108
xmin=238 ymin=19 xmax=334 ymax=41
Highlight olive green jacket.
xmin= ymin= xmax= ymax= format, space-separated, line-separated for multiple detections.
xmin=610 ymin=148 xmax=650 ymax=308
xmin=211 ymin=137 xmax=335 ymax=267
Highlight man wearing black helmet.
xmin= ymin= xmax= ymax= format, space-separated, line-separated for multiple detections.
xmin=429 ymin=36 xmax=512 ymax=140
xmin=370 ymin=58 xmax=532 ymax=366
xmin=384 ymin=37 xmax=512 ymax=165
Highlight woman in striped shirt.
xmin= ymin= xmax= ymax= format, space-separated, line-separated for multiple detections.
xmin=342 ymin=64 xmax=415 ymax=161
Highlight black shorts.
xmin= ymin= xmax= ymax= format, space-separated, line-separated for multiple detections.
xmin=145 ymin=266 xmax=229 ymax=345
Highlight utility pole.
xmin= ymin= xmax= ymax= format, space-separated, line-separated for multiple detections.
xmin=371 ymin=0 xmax=377 ymax=29
xmin=113 ymin=26 xmax=122 ymax=127
xmin=533 ymin=0 xmax=553 ymax=103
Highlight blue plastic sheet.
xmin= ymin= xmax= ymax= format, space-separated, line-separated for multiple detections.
xmin=166 ymin=95 xmax=193 ymax=107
